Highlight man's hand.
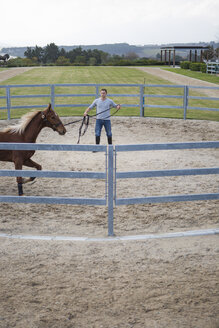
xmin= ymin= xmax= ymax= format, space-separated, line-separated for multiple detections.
xmin=116 ymin=104 xmax=121 ymax=110
xmin=84 ymin=109 xmax=89 ymax=117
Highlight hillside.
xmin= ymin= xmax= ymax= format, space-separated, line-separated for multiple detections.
xmin=1 ymin=42 xmax=218 ymax=59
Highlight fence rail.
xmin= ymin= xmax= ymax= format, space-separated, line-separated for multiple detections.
xmin=0 ymin=142 xmax=219 ymax=236
xmin=206 ymin=61 xmax=219 ymax=74
xmin=114 ymin=142 xmax=219 ymax=212
xmin=0 ymin=143 xmax=108 ymax=207
xmin=0 ymin=83 xmax=218 ymax=120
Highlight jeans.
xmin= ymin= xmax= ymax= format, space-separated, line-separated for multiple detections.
xmin=95 ymin=119 xmax=112 ymax=137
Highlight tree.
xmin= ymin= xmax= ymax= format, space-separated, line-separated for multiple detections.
xmin=100 ymin=51 xmax=110 ymax=65
xmin=66 ymin=47 xmax=83 ymax=63
xmin=24 ymin=46 xmax=43 ymax=63
xmin=24 ymin=47 xmax=34 ymax=59
xmin=214 ymin=48 xmax=219 ymax=59
xmin=59 ymin=48 xmax=67 ymax=57
xmin=34 ymin=46 xmax=44 ymax=63
xmin=125 ymin=52 xmax=139 ymax=60
xmin=88 ymin=57 xmax=97 ymax=66
xmin=91 ymin=49 xmax=102 ymax=64
xmin=43 ymin=43 xmax=59 ymax=63
xmin=203 ymin=46 xmax=215 ymax=61
xmin=75 ymin=55 xmax=86 ymax=65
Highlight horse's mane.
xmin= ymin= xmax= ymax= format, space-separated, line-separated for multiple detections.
xmin=3 ymin=111 xmax=40 ymax=134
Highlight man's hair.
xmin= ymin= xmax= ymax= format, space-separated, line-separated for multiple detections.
xmin=100 ymin=88 xmax=107 ymax=94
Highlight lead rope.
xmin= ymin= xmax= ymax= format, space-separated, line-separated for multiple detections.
xmin=64 ymin=106 xmax=120 ymax=144
xmin=77 ymin=115 xmax=89 ymax=144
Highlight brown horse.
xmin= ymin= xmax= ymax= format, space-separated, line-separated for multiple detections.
xmin=0 ymin=104 xmax=66 ymax=195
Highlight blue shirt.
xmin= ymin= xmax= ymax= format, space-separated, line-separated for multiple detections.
xmin=89 ymin=97 xmax=117 ymax=120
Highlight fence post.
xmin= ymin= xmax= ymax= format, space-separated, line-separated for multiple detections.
xmin=50 ymin=85 xmax=55 ymax=109
xmin=6 ymin=86 xmax=11 ymax=120
xmin=183 ymin=86 xmax=189 ymax=120
xmin=108 ymin=145 xmax=114 ymax=236
xmin=96 ymin=85 xmax=99 ymax=98
xmin=140 ymin=85 xmax=144 ymax=117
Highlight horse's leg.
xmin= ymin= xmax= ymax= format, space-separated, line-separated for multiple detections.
xmin=14 ymin=160 xmax=24 ymax=196
xmin=22 ymin=159 xmax=42 ymax=184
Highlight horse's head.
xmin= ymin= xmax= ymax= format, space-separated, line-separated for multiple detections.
xmin=42 ymin=104 xmax=66 ymax=135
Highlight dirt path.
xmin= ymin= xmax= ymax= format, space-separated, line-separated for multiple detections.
xmin=137 ymin=67 xmax=219 ymax=97
xmin=0 ymin=67 xmax=34 ymax=82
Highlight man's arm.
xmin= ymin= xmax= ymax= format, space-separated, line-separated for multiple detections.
xmin=84 ymin=99 xmax=97 ymax=116
xmin=83 ymin=106 xmax=91 ymax=116
xmin=114 ymin=102 xmax=121 ymax=110
xmin=110 ymin=99 xmax=121 ymax=110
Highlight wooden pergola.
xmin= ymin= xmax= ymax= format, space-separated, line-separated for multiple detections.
xmin=160 ymin=45 xmax=210 ymax=66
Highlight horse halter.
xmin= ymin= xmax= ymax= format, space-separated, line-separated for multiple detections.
xmin=41 ymin=112 xmax=62 ymax=130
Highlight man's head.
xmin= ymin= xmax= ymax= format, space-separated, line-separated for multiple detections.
xmin=100 ymin=88 xmax=107 ymax=99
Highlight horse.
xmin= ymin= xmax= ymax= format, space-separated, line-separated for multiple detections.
xmin=0 ymin=104 xmax=66 ymax=196
xmin=0 ymin=54 xmax=10 ymax=63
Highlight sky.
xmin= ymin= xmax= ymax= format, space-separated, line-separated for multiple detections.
xmin=1 ymin=0 xmax=219 ymax=48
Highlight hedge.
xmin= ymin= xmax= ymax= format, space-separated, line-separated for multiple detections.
xmin=180 ymin=61 xmax=207 ymax=73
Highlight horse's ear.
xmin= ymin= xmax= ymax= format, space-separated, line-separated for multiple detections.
xmin=45 ymin=103 xmax=52 ymax=113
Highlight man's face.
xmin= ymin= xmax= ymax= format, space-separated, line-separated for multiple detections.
xmin=100 ymin=90 xmax=107 ymax=99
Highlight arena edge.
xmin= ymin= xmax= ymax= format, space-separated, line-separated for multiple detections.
xmin=0 ymin=83 xmax=219 ymax=121
xmin=0 ymin=141 xmax=219 ymax=237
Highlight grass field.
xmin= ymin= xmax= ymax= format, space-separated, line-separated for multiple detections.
xmin=0 ymin=66 xmax=218 ymax=121
xmin=163 ymin=67 xmax=219 ymax=85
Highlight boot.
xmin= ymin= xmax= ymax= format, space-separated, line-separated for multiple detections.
xmin=108 ymin=136 xmax=112 ymax=144
xmin=93 ymin=136 xmax=100 ymax=153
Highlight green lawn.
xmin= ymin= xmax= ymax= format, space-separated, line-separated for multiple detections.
xmin=0 ymin=66 xmax=218 ymax=121
xmin=162 ymin=67 xmax=219 ymax=84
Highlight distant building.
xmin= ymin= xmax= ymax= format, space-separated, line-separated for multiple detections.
xmin=160 ymin=45 xmax=210 ymax=66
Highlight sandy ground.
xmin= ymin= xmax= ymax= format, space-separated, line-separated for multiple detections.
xmin=0 ymin=236 xmax=218 ymax=328
xmin=0 ymin=115 xmax=219 ymax=328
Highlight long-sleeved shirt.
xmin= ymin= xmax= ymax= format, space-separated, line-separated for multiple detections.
xmin=89 ymin=97 xmax=117 ymax=120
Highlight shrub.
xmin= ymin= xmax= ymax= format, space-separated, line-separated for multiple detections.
xmin=88 ymin=57 xmax=97 ymax=66
xmin=133 ymin=58 xmax=164 ymax=66
xmin=22 ymin=58 xmax=37 ymax=66
xmin=113 ymin=59 xmax=132 ymax=66
xmin=190 ymin=63 xmax=201 ymax=71
xmin=56 ymin=56 xmax=70 ymax=66
xmin=6 ymin=58 xmax=26 ymax=67
xmin=200 ymin=63 xmax=207 ymax=73
xmin=6 ymin=57 xmax=38 ymax=67
xmin=180 ymin=61 xmax=190 ymax=69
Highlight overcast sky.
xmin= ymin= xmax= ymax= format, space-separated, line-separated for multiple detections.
xmin=1 ymin=0 xmax=219 ymax=48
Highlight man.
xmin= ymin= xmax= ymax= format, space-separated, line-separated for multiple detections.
xmin=84 ymin=88 xmax=121 ymax=144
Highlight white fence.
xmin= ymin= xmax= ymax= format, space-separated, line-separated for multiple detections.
xmin=206 ymin=61 xmax=219 ymax=74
